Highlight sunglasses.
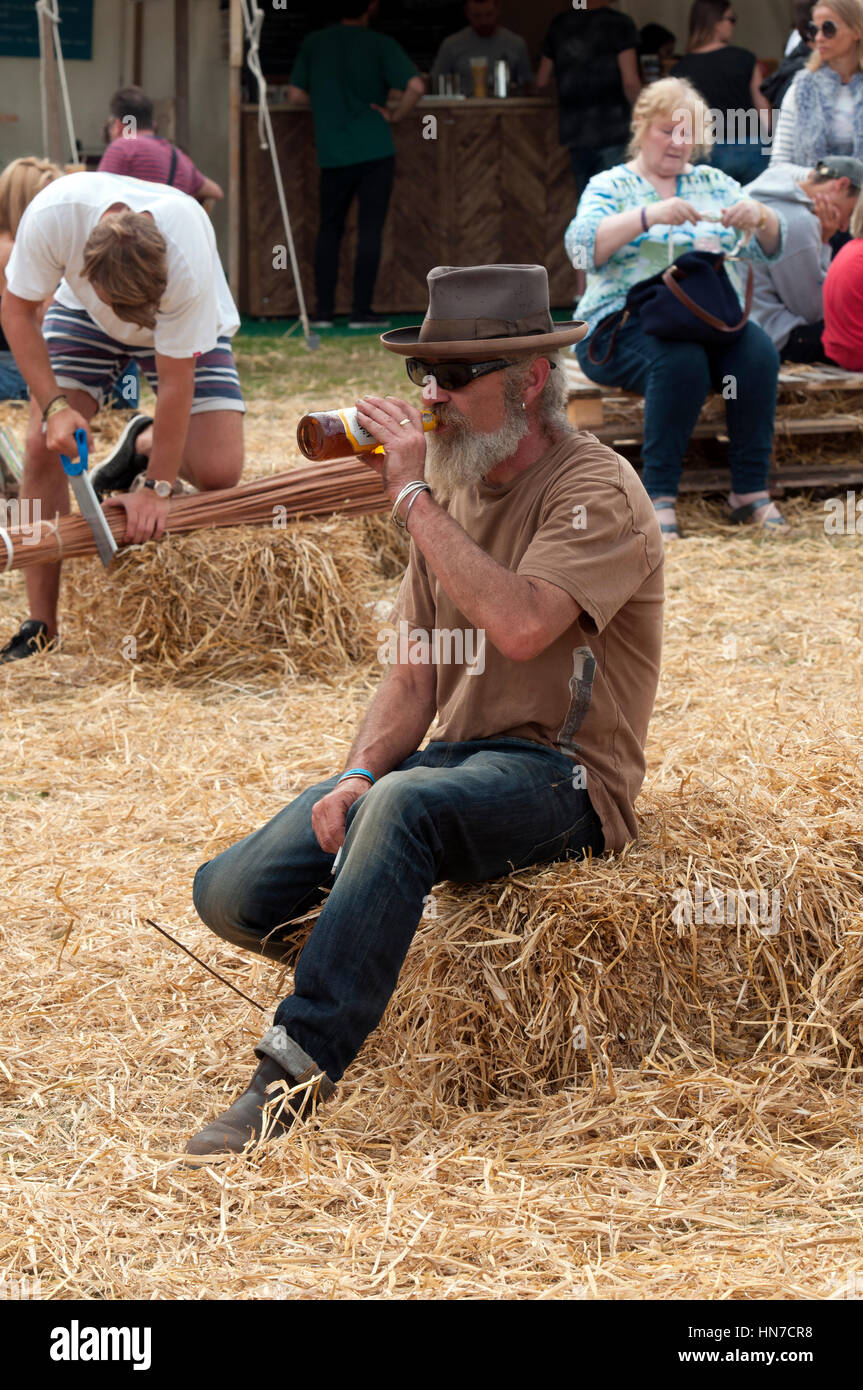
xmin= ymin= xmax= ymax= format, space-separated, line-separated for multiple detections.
xmin=405 ymin=357 xmax=514 ymax=390
xmin=807 ymin=20 xmax=838 ymax=39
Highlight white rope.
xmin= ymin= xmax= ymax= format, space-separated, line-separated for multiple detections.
xmin=0 ymin=527 xmax=13 ymax=574
xmin=35 ymin=1 xmax=80 ymax=164
xmin=239 ymin=0 xmax=315 ymax=345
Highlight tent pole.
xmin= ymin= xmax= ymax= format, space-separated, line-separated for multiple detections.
xmin=174 ymin=0 xmax=190 ymax=150
xmin=228 ymin=0 xmax=242 ymax=302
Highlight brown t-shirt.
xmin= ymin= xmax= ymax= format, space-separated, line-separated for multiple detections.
xmin=392 ymin=432 xmax=665 ymax=852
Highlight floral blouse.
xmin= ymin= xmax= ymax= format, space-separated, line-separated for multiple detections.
xmin=566 ymin=163 xmax=787 ymax=336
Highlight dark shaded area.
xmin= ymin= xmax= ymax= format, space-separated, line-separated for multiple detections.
xmin=243 ymin=0 xmax=466 ymax=90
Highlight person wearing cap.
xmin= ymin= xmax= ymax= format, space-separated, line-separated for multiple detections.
xmin=184 ymin=263 xmax=664 ymax=1157
xmin=743 ymin=155 xmax=863 ymax=360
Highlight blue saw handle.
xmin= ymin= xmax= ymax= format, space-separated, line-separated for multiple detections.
xmin=59 ymin=428 xmax=89 ymax=478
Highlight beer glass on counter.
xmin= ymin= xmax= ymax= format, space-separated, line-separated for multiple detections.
xmin=470 ymin=56 xmax=488 ymax=98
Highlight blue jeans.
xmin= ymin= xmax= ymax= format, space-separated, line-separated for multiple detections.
xmin=193 ymin=738 xmax=605 ymax=1081
xmin=702 ymin=140 xmax=768 ymax=186
xmin=0 ymin=350 xmax=27 ymax=401
xmin=576 ymin=315 xmax=779 ymax=500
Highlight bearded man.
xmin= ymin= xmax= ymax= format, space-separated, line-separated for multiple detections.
xmin=185 ymin=264 xmax=664 ymax=1158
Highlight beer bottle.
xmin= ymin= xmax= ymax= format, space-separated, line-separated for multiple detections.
xmin=297 ymin=406 xmax=438 ymax=461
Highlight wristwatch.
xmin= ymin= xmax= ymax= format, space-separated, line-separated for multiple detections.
xmin=140 ymin=477 xmax=173 ymax=499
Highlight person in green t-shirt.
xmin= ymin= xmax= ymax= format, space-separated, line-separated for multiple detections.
xmin=289 ymin=0 xmax=425 ymax=329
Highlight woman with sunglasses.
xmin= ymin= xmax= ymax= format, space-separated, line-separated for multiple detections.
xmin=671 ymin=2 xmax=771 ymax=185
xmin=771 ymin=1 xmax=863 ymax=176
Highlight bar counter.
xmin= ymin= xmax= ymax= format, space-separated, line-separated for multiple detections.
xmin=240 ymin=97 xmax=578 ymax=317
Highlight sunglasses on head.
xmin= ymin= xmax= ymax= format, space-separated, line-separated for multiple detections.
xmin=807 ymin=19 xmax=838 ymax=39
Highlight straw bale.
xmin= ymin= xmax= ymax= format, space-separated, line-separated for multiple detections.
xmin=58 ymin=519 xmax=391 ymax=682
xmin=376 ymin=776 xmax=863 ymax=1107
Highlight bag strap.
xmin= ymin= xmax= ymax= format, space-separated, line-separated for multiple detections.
xmin=661 ymin=259 xmax=754 ymax=334
xmin=587 ymin=309 xmax=630 ymax=366
xmin=167 ymin=143 xmax=179 ymax=186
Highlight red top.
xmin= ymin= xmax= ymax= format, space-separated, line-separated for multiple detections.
xmin=822 ymin=239 xmax=863 ymax=371
xmin=98 ymin=134 xmax=205 ymax=198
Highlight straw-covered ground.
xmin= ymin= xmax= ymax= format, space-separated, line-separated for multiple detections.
xmin=1 ymin=335 xmax=862 ymax=1300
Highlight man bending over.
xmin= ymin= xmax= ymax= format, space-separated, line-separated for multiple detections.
xmin=0 ymin=171 xmax=244 ymax=662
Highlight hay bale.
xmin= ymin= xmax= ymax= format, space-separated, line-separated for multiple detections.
xmin=360 ymin=513 xmax=411 ymax=579
xmin=61 ymin=518 xmax=393 ymax=681
xmin=370 ymin=785 xmax=863 ymax=1107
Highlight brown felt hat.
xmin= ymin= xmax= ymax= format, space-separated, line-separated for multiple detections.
xmin=380 ymin=264 xmax=588 ymax=359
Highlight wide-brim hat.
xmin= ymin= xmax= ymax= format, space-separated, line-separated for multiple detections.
xmin=381 ymin=264 xmax=588 ymax=359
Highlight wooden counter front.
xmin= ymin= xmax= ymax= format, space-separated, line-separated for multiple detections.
xmin=241 ymin=99 xmax=579 ymax=317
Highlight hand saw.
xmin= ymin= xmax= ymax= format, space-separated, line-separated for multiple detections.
xmin=59 ymin=428 xmax=117 ymax=568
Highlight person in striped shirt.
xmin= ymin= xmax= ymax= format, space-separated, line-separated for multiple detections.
xmin=0 ymin=172 xmax=244 ymax=664
xmin=98 ymin=87 xmax=223 ymax=204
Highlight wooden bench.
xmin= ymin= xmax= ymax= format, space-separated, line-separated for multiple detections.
xmin=565 ymin=360 xmax=863 ymax=493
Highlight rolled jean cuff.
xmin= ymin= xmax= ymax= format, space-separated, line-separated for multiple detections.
xmin=254 ymin=1024 xmax=336 ymax=1099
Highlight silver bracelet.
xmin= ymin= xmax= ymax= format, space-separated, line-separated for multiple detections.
xmin=391 ymin=480 xmax=429 ymax=529
xmin=402 ymin=485 xmax=430 ymax=532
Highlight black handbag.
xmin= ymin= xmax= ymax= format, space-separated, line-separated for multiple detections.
xmin=588 ymin=250 xmax=754 ymax=366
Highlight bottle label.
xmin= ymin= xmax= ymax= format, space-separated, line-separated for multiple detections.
xmin=337 ymin=407 xmax=377 ymax=452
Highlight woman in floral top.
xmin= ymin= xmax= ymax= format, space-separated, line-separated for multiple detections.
xmin=568 ymin=77 xmax=788 ymax=539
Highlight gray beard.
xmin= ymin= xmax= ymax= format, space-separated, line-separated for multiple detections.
xmin=424 ymin=401 xmax=530 ymax=498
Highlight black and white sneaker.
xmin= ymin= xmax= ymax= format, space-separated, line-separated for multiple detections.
xmin=90 ymin=414 xmax=153 ymax=500
xmin=348 ymin=313 xmax=391 ymax=330
xmin=0 ymin=619 xmax=58 ymax=665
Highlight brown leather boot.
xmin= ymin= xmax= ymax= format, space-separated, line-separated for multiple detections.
xmin=185 ymin=1027 xmax=335 ymax=1158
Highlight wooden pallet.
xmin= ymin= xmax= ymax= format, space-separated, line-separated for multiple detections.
xmin=564 ymin=361 xmax=863 ymax=490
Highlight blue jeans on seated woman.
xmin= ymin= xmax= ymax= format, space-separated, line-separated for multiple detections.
xmin=192 ymin=738 xmax=605 ymax=1082
xmin=576 ymin=316 xmax=779 ymax=501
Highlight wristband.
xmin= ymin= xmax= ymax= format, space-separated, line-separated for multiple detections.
xmin=757 ymin=201 xmax=768 ymax=231
xmin=43 ymin=395 xmax=70 ymax=422
xmin=338 ymin=767 xmax=375 ymax=786
xmin=641 ymin=206 xmax=649 ymax=233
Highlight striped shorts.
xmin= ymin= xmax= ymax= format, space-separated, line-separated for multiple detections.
xmin=43 ymin=301 xmax=245 ymax=414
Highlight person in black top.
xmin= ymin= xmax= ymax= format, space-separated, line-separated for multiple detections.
xmin=537 ymin=1 xmax=642 ymax=198
xmin=671 ymin=1 xmax=771 ymax=184
xmin=761 ymin=2 xmax=815 ymax=109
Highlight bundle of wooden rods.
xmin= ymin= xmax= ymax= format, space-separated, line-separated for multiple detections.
xmin=0 ymin=458 xmax=390 ymax=573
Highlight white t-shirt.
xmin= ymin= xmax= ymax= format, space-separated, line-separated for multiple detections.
xmin=5 ymin=172 xmax=239 ymax=357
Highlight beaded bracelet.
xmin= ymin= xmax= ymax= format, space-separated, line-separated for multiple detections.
xmin=338 ymin=767 xmax=375 ymax=786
